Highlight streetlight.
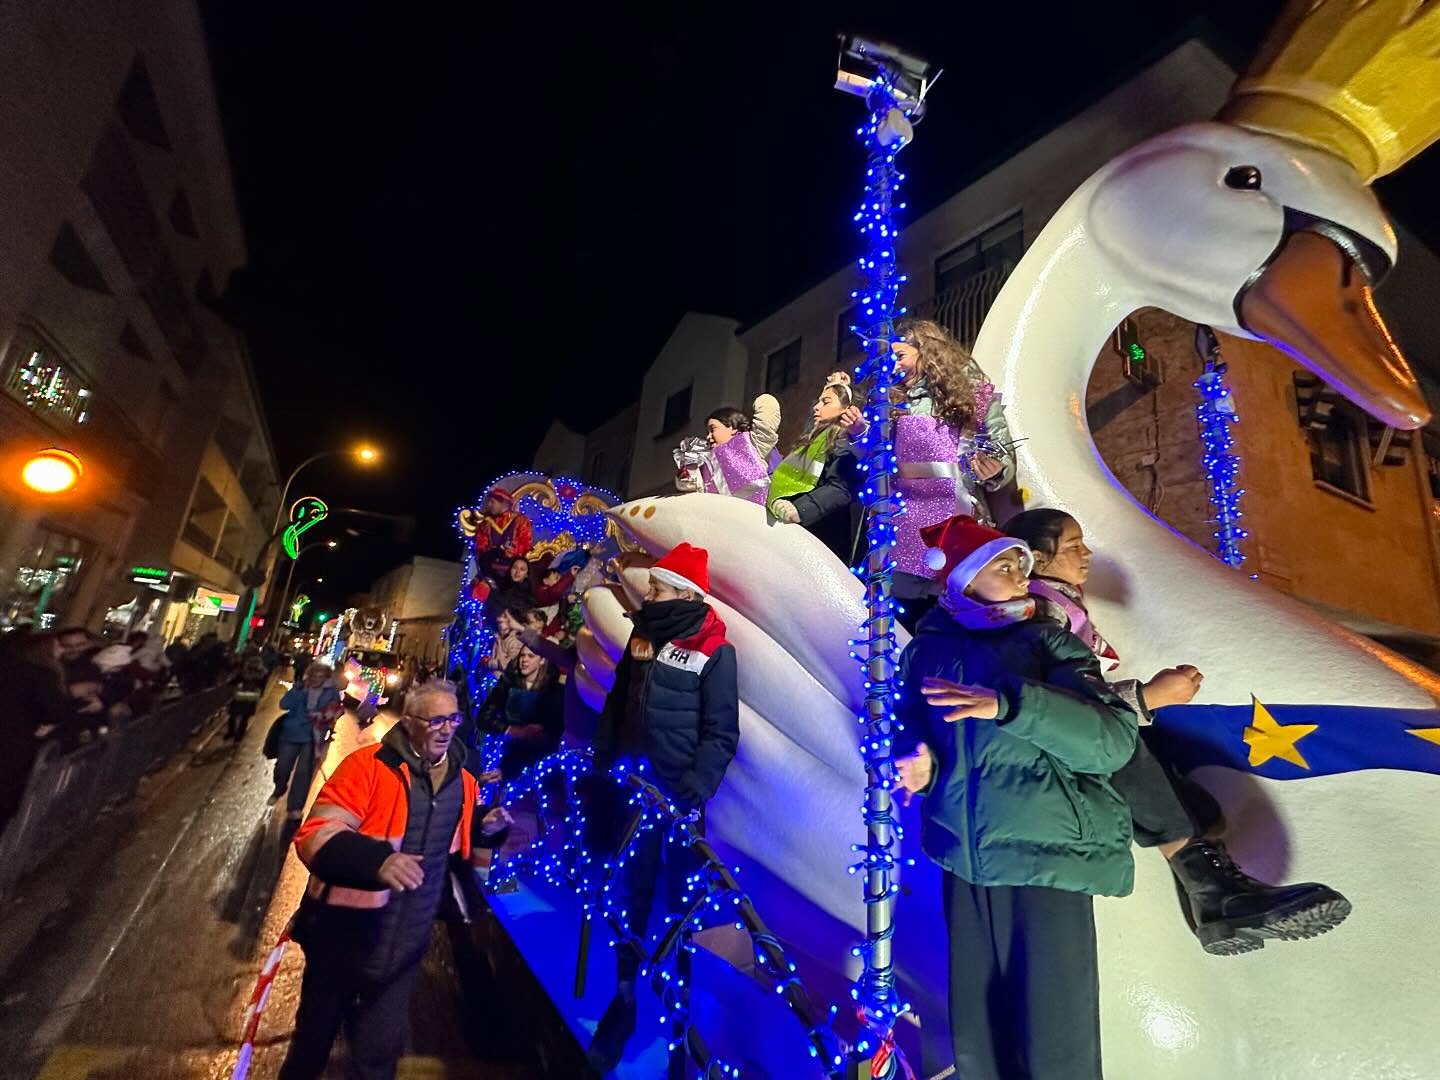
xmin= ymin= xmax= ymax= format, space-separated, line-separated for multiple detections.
xmin=20 ymin=448 xmax=83 ymax=494
xmin=277 ymin=539 xmax=337 ymax=628
xmin=271 ymin=444 xmax=382 ymax=539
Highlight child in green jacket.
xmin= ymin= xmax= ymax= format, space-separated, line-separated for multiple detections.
xmin=769 ymin=372 xmax=866 ymax=559
xmin=893 ymin=514 xmax=1138 ymax=1080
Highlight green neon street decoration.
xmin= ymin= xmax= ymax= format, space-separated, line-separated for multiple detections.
xmin=291 ymin=593 xmax=312 ymax=624
xmin=282 ymin=496 xmax=329 ymax=559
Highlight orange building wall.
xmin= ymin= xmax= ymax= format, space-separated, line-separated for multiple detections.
xmin=1087 ymin=308 xmax=1440 ymax=638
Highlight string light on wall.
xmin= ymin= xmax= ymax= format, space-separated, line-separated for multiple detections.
xmin=1194 ymin=325 xmax=1248 ymax=570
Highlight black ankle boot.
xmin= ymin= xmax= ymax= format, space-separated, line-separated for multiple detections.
xmin=1167 ymin=839 xmax=1352 ymax=956
xmin=586 ymin=978 xmax=638 ymax=1073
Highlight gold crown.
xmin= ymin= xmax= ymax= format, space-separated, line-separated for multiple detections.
xmin=1218 ymin=0 xmax=1440 ymax=183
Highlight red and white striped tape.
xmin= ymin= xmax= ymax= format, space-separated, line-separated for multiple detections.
xmin=231 ymin=923 xmax=292 ymax=1080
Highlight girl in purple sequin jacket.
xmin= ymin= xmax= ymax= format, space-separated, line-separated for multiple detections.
xmin=673 ymin=395 xmax=782 ymax=506
xmin=887 ymin=317 xmax=1016 ymax=612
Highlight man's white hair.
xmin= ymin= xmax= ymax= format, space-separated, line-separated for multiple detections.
xmin=406 ymin=678 xmax=459 ymax=715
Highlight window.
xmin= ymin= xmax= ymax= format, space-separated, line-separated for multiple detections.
xmin=659 ymin=384 xmax=692 ymax=437
xmin=1 ymin=529 xmax=89 ymax=631
xmin=587 ymin=451 xmax=607 ymax=486
xmin=766 ymin=339 xmax=802 ymax=394
xmin=934 ymin=213 xmax=1024 ymax=295
xmin=2 ymin=329 xmax=91 ymax=426
xmin=835 ymin=306 xmax=866 ymax=366
xmin=1294 ymin=374 xmax=1370 ymax=501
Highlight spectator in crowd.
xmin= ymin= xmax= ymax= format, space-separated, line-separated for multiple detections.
xmin=486 ymin=606 xmax=528 ymax=673
xmin=1 ymin=631 xmax=73 ymax=836
xmin=478 ymin=645 xmax=564 ymax=780
xmin=227 ymin=648 xmax=269 ymax=742
xmin=125 ymin=631 xmax=172 ymax=714
xmin=1004 ymin=507 xmax=1350 ymax=954
xmin=273 ymin=662 xmax=340 ymax=818
xmin=280 ymin=679 xmax=511 ymax=1080
xmin=493 ymin=556 xmax=533 ymax=611
xmin=587 ymin=542 xmax=740 ymax=1070
xmin=56 ymin=630 xmax=110 ymax=738
xmin=887 ymin=317 xmax=1016 ymax=629
xmin=769 ymin=373 xmax=866 ymax=560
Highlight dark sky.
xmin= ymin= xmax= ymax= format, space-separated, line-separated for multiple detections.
xmin=199 ymin=1 xmax=1440 ymax=610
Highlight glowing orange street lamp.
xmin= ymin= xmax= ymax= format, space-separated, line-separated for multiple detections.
xmin=21 ymin=448 xmax=83 ymax=494
xmin=355 ymin=445 xmax=380 ymax=464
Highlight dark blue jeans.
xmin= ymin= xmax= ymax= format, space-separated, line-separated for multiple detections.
xmin=273 ymin=738 xmax=316 ymax=815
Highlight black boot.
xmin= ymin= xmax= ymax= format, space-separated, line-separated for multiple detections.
xmin=586 ymin=978 xmax=637 ymax=1074
xmin=1168 ymin=840 xmax=1351 ymax=956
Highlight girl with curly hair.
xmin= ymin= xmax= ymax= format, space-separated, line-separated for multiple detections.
xmin=888 ymin=317 xmax=1016 ymax=625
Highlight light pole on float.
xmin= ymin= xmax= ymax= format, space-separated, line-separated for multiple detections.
xmin=834 ymin=35 xmax=938 ymax=1075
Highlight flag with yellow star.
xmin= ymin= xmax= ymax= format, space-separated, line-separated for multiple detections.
xmin=1145 ymin=697 xmax=1440 ymax=780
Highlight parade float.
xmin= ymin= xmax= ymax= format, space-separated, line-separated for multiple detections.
xmin=464 ymin=3 xmax=1440 ymax=1076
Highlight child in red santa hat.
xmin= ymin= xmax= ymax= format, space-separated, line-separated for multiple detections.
xmin=587 ymin=541 xmax=739 ymax=1071
xmin=891 ymin=513 xmax=1136 ymax=1080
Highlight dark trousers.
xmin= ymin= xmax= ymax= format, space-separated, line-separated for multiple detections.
xmin=227 ymin=701 xmax=257 ymax=740
xmin=943 ymin=873 xmax=1101 ymax=1080
xmin=274 ymin=738 xmax=316 ymax=815
xmin=278 ymin=915 xmax=420 ymax=1080
xmin=1110 ymin=727 xmax=1220 ymax=848
xmin=585 ymin=781 xmax=702 ymax=982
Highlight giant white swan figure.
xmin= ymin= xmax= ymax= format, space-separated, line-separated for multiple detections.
xmin=578 ymin=3 xmax=1440 ymax=1075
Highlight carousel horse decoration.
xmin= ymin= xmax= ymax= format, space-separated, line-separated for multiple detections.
xmin=578 ymin=2 xmax=1440 ymax=1075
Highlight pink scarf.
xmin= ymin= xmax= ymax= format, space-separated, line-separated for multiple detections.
xmin=939 ymin=587 xmax=1035 ymax=630
xmin=1028 ymin=578 xmax=1120 ymax=670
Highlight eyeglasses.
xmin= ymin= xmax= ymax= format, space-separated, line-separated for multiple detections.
xmin=406 ymin=711 xmax=464 ymax=730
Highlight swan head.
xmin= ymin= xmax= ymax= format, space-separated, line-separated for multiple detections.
xmin=1087 ymin=121 xmax=1428 ymax=430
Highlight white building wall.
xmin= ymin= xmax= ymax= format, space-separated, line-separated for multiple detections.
xmin=628 ymin=312 xmax=748 ymax=497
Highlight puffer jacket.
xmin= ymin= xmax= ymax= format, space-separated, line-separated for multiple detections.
xmin=894 ymin=605 xmax=1139 ymax=897
xmin=594 ymin=606 xmax=739 ymax=807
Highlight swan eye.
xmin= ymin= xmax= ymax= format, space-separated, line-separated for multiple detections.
xmin=1224 ymin=165 xmax=1263 ymax=190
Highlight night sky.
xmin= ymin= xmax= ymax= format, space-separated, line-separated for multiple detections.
xmin=199 ymin=1 xmax=1440 ymax=609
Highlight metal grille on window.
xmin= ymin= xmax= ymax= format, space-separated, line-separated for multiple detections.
xmin=1293 ymin=373 xmax=1372 ymax=500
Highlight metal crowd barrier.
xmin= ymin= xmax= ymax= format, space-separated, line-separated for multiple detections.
xmin=0 ymin=683 xmax=235 ymax=901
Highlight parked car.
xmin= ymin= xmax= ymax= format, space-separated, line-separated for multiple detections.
xmin=341 ymin=648 xmax=409 ymax=712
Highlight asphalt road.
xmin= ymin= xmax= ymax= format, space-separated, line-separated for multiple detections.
xmin=0 ymin=675 xmax=531 ymax=1080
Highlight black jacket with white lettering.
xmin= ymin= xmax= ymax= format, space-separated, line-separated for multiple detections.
xmin=593 ymin=607 xmax=739 ymax=807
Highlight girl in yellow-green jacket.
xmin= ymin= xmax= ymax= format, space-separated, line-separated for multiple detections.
xmin=769 ymin=372 xmax=867 ymax=560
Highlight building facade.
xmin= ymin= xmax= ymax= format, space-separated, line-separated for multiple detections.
xmin=362 ymin=556 xmax=464 ymax=665
xmin=0 ymin=0 xmax=277 ymax=643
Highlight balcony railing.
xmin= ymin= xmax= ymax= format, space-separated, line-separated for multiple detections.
xmin=914 ymin=262 xmax=1015 ymax=348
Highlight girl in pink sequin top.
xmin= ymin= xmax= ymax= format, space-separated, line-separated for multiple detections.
xmin=888 ymin=318 xmax=1017 ymax=618
xmin=674 ymin=395 xmax=782 ymax=505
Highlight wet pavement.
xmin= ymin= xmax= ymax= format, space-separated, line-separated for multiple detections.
xmin=0 ymin=675 xmax=533 ymax=1080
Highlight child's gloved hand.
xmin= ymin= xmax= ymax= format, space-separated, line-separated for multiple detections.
xmin=921 ymin=677 xmax=1000 ymax=721
xmin=892 ymin=743 xmax=935 ymax=807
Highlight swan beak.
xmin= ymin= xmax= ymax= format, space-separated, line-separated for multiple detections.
xmin=1239 ymin=230 xmax=1430 ymax=430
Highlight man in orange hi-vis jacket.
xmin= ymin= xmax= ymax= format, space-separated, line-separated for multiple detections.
xmin=279 ymin=679 xmax=511 ymax=1080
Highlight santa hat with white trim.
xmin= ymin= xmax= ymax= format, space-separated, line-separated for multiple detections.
xmin=920 ymin=514 xmax=1033 ymax=595
xmin=649 ymin=542 xmax=710 ymax=597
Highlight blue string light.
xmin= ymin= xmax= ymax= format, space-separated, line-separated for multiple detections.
xmin=842 ymin=72 xmax=913 ymax=1066
xmin=1193 ymin=360 xmax=1248 ymax=569
xmin=484 ymin=747 xmax=846 ymax=1077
